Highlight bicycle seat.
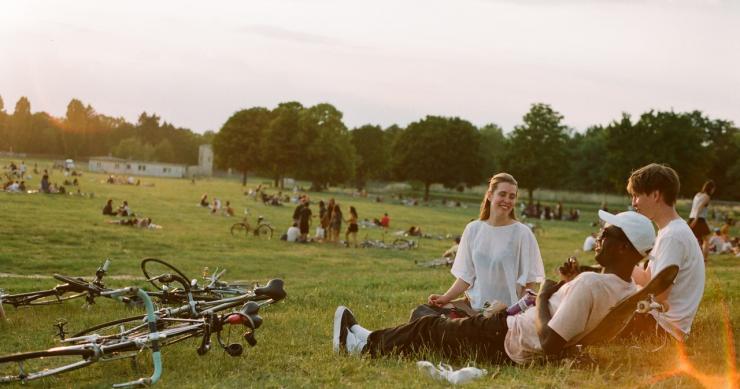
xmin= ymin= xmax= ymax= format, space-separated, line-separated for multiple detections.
xmin=254 ymin=279 xmax=286 ymax=302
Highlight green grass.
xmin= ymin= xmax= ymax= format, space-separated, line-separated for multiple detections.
xmin=0 ymin=159 xmax=738 ymax=388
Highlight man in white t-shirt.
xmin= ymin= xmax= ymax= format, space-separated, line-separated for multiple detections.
xmin=582 ymin=232 xmax=597 ymax=252
xmin=332 ymin=211 xmax=656 ymax=363
xmin=625 ymin=163 xmax=705 ymax=340
xmin=286 ymin=223 xmax=300 ymax=242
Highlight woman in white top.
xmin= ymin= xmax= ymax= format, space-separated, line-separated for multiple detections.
xmin=422 ymin=173 xmax=545 ymax=318
xmin=688 ymin=180 xmax=715 ymax=260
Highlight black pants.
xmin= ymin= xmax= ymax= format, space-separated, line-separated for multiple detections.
xmin=365 ymin=312 xmax=511 ymax=363
xmin=618 ymin=312 xmax=672 ymax=339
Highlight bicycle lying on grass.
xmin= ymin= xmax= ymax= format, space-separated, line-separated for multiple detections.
xmin=0 ymin=259 xmax=115 ymax=308
xmin=0 ymin=285 xmax=277 ymax=387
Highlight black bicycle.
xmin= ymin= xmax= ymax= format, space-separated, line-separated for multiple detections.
xmin=0 ymin=286 xmax=274 ymax=386
xmin=0 ymin=259 xmax=113 ymax=308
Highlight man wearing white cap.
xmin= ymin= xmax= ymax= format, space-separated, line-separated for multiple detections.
xmin=625 ymin=164 xmax=705 ymax=340
xmin=332 ymin=211 xmax=656 ymax=364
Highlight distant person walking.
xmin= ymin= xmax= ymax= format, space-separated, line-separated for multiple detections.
xmin=345 ymin=206 xmax=359 ymax=248
xmin=688 ymin=180 xmax=715 ymax=260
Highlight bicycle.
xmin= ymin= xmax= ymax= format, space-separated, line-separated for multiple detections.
xmin=0 ymin=286 xmax=272 ymax=387
xmin=230 ymin=213 xmax=273 ymax=240
xmin=0 ymin=259 xmax=114 ymax=308
xmin=70 ymin=277 xmax=285 ymax=338
xmin=140 ymin=257 xmax=259 ymax=304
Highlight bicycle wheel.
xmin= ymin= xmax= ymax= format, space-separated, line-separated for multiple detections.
xmin=0 ymin=348 xmax=94 ymax=383
xmin=254 ymin=224 xmax=273 ymax=240
xmin=230 ymin=223 xmax=249 ymax=237
xmin=141 ymin=258 xmax=191 ymax=292
xmin=392 ymin=239 xmax=412 ymax=250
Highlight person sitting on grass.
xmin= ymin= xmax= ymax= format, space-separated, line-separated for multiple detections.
xmin=333 ymin=210 xmax=655 ymax=364
xmin=199 ymin=194 xmax=209 ymax=207
xmin=118 ymin=200 xmax=131 ymax=217
xmin=223 ymin=201 xmax=235 ymax=217
xmin=286 ymin=223 xmax=300 ymax=242
xmin=407 ymin=225 xmax=423 ymax=237
xmin=102 ymin=199 xmax=116 ymax=216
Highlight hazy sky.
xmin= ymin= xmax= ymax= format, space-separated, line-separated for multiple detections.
xmin=2 ymin=0 xmax=739 ymax=134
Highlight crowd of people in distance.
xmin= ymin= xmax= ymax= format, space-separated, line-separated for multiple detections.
xmin=102 ymin=199 xmax=161 ymax=229
xmin=521 ymin=200 xmax=580 ymax=221
xmin=199 ymin=193 xmax=235 ymax=216
xmin=278 ymin=194 xmax=394 ymax=247
xmin=2 ymin=161 xmax=91 ymax=196
xmin=105 ymin=175 xmax=142 ymax=186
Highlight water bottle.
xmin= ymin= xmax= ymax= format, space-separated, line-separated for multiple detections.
xmin=506 ymin=289 xmax=537 ymax=315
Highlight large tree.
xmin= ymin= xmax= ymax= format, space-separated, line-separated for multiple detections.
xmin=503 ymin=103 xmax=570 ymax=204
xmin=296 ymin=103 xmax=355 ymax=190
xmin=212 ymin=107 xmax=272 ymax=185
xmin=392 ymin=116 xmax=484 ymax=201
xmin=262 ymin=102 xmax=304 ymax=188
xmin=479 ymin=123 xmax=507 ymax=178
xmin=350 ymin=124 xmax=389 ymax=188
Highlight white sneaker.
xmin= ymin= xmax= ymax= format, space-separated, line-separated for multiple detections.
xmin=332 ymin=306 xmax=357 ymax=353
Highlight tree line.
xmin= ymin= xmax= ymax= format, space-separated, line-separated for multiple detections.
xmin=0 ymin=95 xmax=212 ymax=165
xmin=1 ymin=94 xmax=737 ymax=200
xmin=215 ymin=102 xmax=739 ymax=201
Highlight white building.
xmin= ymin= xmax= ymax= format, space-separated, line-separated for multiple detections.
xmin=89 ymin=144 xmax=213 ymax=178
xmin=188 ymin=144 xmax=213 ymax=177
xmin=88 ymin=156 xmax=187 ymax=178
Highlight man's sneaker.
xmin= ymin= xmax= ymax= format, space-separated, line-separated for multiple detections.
xmin=333 ymin=306 xmax=357 ymax=353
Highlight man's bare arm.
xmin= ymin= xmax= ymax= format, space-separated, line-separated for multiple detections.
xmin=535 ymin=280 xmax=567 ymax=355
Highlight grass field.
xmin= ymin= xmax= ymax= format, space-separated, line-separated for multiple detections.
xmin=0 ymin=160 xmax=738 ymax=388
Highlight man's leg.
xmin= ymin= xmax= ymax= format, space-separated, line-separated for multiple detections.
xmin=617 ymin=312 xmax=671 ymax=339
xmin=366 ymin=312 xmax=510 ymax=362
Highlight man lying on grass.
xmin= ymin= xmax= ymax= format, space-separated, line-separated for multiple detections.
xmin=333 ymin=211 xmax=656 ymax=364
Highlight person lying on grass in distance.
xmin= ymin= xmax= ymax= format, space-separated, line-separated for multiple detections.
xmin=333 ymin=210 xmax=655 ymax=364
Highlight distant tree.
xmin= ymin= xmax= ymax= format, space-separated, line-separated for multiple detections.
xmin=392 ymin=116 xmax=484 ymax=201
xmin=503 ymin=103 xmax=570 ymax=204
xmin=213 ymin=107 xmax=272 ymax=185
xmin=9 ymin=97 xmax=33 ymax=151
xmin=479 ymin=123 xmax=507 ymax=177
xmin=153 ymin=139 xmax=176 ymax=163
xmin=0 ymin=94 xmax=4 ymax=112
xmin=701 ymin=118 xmax=739 ymax=200
xmin=382 ymin=124 xmax=404 ymax=180
xmin=262 ymin=102 xmax=304 ymax=188
xmin=566 ymin=126 xmax=611 ymax=193
xmin=350 ymin=124 xmax=389 ymax=188
xmin=603 ymin=111 xmax=708 ymax=196
xmin=296 ymin=103 xmax=355 ymax=190
xmin=112 ymin=137 xmax=154 ymax=161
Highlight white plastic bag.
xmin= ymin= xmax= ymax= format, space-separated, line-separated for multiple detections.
xmin=416 ymin=361 xmax=487 ymax=385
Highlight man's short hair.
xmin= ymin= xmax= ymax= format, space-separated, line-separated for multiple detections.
xmin=626 ymin=163 xmax=680 ymax=206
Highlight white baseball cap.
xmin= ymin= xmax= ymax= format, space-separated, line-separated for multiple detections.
xmin=598 ymin=210 xmax=655 ymax=256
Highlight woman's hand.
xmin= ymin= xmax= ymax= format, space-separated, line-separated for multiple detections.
xmin=558 ymin=256 xmax=580 ymax=282
xmin=428 ymin=294 xmax=451 ymax=307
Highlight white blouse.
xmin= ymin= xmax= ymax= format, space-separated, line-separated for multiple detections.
xmin=451 ymin=220 xmax=545 ymax=310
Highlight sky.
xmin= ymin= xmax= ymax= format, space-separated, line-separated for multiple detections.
xmin=1 ymin=0 xmax=739 ymax=134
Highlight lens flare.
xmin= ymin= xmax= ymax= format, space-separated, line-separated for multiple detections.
xmin=645 ymin=299 xmax=737 ymax=389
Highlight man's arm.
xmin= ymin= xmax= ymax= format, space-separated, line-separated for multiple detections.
xmin=535 ymin=280 xmax=567 ymax=355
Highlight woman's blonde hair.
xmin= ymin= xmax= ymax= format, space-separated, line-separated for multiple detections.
xmin=479 ymin=173 xmax=518 ymax=221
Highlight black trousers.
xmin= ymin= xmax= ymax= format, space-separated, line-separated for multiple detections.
xmin=618 ymin=312 xmax=672 ymax=339
xmin=365 ymin=312 xmax=511 ymax=363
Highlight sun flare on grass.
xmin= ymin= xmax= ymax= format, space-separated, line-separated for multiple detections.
xmin=645 ymin=299 xmax=737 ymax=389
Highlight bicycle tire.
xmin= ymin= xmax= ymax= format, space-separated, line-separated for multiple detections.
xmin=0 ymin=348 xmax=94 ymax=383
xmin=230 ymin=223 xmax=248 ymax=237
xmin=141 ymin=258 xmax=191 ymax=292
xmin=255 ymin=224 xmax=273 ymax=240
xmin=392 ymin=239 xmax=411 ymax=249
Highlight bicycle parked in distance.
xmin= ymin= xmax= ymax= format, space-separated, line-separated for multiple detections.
xmin=0 ymin=286 xmax=274 ymax=387
xmin=230 ymin=209 xmax=273 ymax=240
